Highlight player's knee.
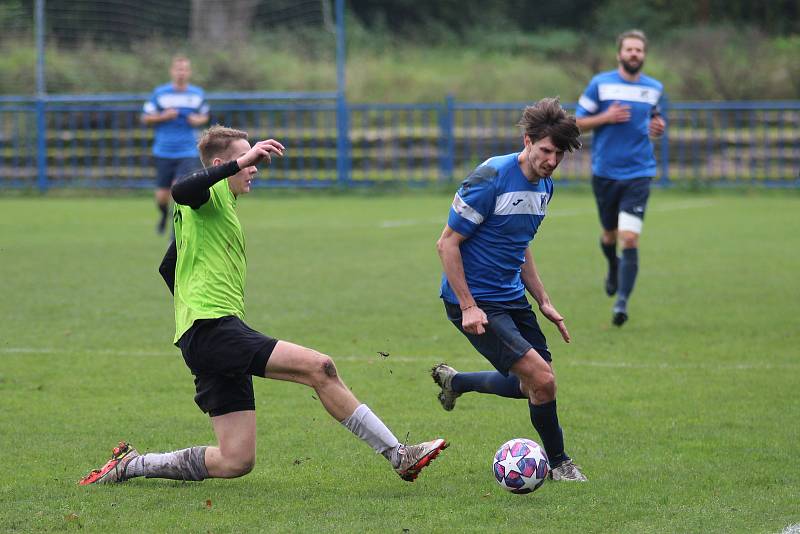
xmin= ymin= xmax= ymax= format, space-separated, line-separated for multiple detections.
xmin=523 ymin=371 xmax=556 ymax=403
xmin=226 ymin=454 xmax=255 ymax=477
xmin=310 ymin=354 xmax=340 ymax=388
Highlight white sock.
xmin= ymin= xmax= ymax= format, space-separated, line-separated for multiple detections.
xmin=124 ymin=447 xmax=208 ymax=481
xmin=341 ymin=404 xmax=401 ymax=464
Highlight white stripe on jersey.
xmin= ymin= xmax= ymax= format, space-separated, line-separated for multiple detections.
xmin=452 ymin=193 xmax=485 ymax=225
xmin=157 ymin=93 xmax=204 ymax=110
xmin=494 ymin=191 xmax=549 ymax=216
xmin=578 ymin=94 xmax=599 ymax=113
xmin=598 ymin=83 xmax=661 ymax=105
xmin=143 ymin=102 xmax=157 ymax=114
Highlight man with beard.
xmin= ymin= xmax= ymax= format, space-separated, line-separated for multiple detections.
xmin=576 ymin=30 xmax=666 ymax=327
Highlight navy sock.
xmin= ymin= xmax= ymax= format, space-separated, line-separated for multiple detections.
xmin=600 ymin=239 xmax=618 ymax=269
xmin=529 ymin=400 xmax=569 ymax=467
xmin=617 ymin=247 xmax=639 ymax=302
xmin=451 ymin=371 xmax=526 ymax=399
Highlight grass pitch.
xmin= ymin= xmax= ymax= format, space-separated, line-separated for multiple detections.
xmin=1 ymin=189 xmax=798 ymax=533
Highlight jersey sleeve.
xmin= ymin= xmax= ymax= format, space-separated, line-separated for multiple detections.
xmin=447 ymin=164 xmax=497 ymax=238
xmin=576 ymin=78 xmax=600 ymax=117
xmin=142 ymin=90 xmax=160 ymax=115
xmin=198 ymin=90 xmax=210 ymax=115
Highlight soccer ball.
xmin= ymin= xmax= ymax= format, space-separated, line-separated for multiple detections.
xmin=492 ymin=438 xmax=549 ymax=494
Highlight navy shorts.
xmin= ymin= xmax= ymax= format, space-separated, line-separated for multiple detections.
xmin=155 ymin=157 xmax=202 ymax=189
xmin=444 ymin=297 xmax=551 ymax=376
xmin=177 ymin=316 xmax=278 ymax=417
xmin=592 ymin=176 xmax=652 ymax=231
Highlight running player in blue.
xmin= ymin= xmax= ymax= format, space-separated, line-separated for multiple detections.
xmin=575 ymin=30 xmax=666 ymax=326
xmin=142 ymin=55 xmax=210 ymax=235
xmin=431 ymin=98 xmax=587 ymax=481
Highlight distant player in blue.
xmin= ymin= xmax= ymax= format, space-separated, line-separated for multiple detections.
xmin=575 ymin=30 xmax=666 ymax=326
xmin=431 ymin=98 xmax=587 ymax=482
xmin=142 ymin=55 xmax=210 ymax=234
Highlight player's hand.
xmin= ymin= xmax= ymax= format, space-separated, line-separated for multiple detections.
xmin=462 ymin=306 xmax=489 ymax=335
xmin=162 ymin=108 xmax=179 ymax=120
xmin=539 ymin=302 xmax=570 ymax=343
xmin=649 ymin=114 xmax=666 ymax=137
xmin=237 ymin=139 xmax=285 ymax=169
xmin=604 ymin=101 xmax=631 ymax=124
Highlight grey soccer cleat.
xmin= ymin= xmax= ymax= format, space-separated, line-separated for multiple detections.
xmin=431 ymin=363 xmax=461 ymax=411
xmin=549 ymin=459 xmax=588 ymax=481
xmin=79 ymin=442 xmax=140 ymax=485
xmin=394 ymin=438 xmax=448 ymax=482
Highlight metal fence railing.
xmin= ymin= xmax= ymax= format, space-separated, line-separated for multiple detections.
xmin=1 ymin=94 xmax=798 ymax=190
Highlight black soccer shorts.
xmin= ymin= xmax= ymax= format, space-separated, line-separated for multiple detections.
xmin=177 ymin=316 xmax=278 ymax=416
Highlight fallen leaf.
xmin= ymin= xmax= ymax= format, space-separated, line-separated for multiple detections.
xmin=205 ymin=499 xmax=212 ymax=509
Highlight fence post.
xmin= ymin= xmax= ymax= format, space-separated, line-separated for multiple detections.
xmin=334 ymin=0 xmax=350 ymax=186
xmin=336 ymin=92 xmax=351 ymax=187
xmin=659 ymin=97 xmax=670 ymax=186
xmin=439 ymin=94 xmax=455 ymax=181
xmin=36 ymin=98 xmax=48 ymax=192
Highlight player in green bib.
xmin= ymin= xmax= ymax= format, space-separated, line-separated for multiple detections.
xmin=80 ymin=125 xmax=447 ymax=486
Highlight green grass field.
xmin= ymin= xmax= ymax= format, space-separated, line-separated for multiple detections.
xmin=1 ymin=189 xmax=799 ymax=533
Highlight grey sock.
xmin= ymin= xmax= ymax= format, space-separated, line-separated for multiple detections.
xmin=126 ymin=447 xmax=209 ymax=481
xmin=341 ymin=404 xmax=400 ymax=463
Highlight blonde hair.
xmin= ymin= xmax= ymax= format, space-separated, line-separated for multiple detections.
xmin=197 ymin=125 xmax=249 ymax=167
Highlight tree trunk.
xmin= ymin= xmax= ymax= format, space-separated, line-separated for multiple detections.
xmin=190 ymin=0 xmax=259 ymax=46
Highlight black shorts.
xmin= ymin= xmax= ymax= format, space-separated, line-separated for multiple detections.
xmin=444 ymin=297 xmax=551 ymax=376
xmin=155 ymin=157 xmax=202 ymax=189
xmin=592 ymin=175 xmax=652 ymax=231
xmin=177 ymin=316 xmax=278 ymax=417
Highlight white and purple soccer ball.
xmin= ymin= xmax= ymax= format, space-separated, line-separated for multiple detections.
xmin=492 ymin=438 xmax=550 ymax=494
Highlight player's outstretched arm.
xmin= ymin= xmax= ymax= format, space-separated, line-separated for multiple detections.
xmin=171 ymin=160 xmax=241 ymax=209
xmin=521 ymin=247 xmax=570 ymax=343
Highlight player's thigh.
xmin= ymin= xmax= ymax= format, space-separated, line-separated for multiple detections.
xmin=591 ymin=175 xmax=621 ymax=231
xmin=445 ymin=300 xmax=531 ymax=376
xmin=618 ymin=177 xmax=652 ymax=234
xmin=174 ymin=157 xmax=203 ymax=182
xmin=155 ymin=157 xmax=178 ymax=188
xmin=510 ymin=349 xmax=554 ymax=388
xmin=211 ymin=410 xmax=256 ymax=457
xmin=264 ymin=340 xmax=330 ymax=385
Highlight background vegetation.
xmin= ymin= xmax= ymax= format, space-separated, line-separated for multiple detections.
xmin=0 ymin=0 xmax=798 ymax=101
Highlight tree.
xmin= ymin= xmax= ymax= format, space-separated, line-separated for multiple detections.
xmin=190 ymin=0 xmax=259 ymax=46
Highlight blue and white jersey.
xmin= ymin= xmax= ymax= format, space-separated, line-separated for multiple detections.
xmin=440 ymin=153 xmax=553 ymax=304
xmin=576 ymin=70 xmax=664 ymax=180
xmin=143 ymin=83 xmax=209 ymax=159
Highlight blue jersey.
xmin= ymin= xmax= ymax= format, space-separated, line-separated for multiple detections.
xmin=440 ymin=153 xmax=553 ymax=304
xmin=143 ymin=83 xmax=209 ymax=159
xmin=576 ymin=70 xmax=663 ymax=180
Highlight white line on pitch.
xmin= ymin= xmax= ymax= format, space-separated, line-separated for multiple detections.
xmin=378 ymin=200 xmax=715 ymax=228
xmin=2 ymin=347 xmax=795 ymax=371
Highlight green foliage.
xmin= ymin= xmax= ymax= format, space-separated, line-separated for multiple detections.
xmin=0 ymin=14 xmax=797 ymax=100
xmin=1 ymin=191 xmax=799 ymax=532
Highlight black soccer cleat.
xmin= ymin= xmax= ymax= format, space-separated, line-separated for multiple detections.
xmin=612 ymin=311 xmax=628 ymax=327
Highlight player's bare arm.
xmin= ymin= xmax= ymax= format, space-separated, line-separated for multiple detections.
xmin=576 ymin=101 xmax=631 ymax=132
xmin=649 ymin=114 xmax=666 ymax=137
xmin=521 ymin=247 xmax=570 ymax=343
xmin=436 ymin=225 xmax=488 ymax=335
xmin=141 ymin=108 xmax=179 ymax=126
xmin=187 ymin=112 xmax=210 ymax=127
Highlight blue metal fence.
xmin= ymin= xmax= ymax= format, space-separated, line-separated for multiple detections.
xmin=1 ymin=93 xmax=798 ymax=190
